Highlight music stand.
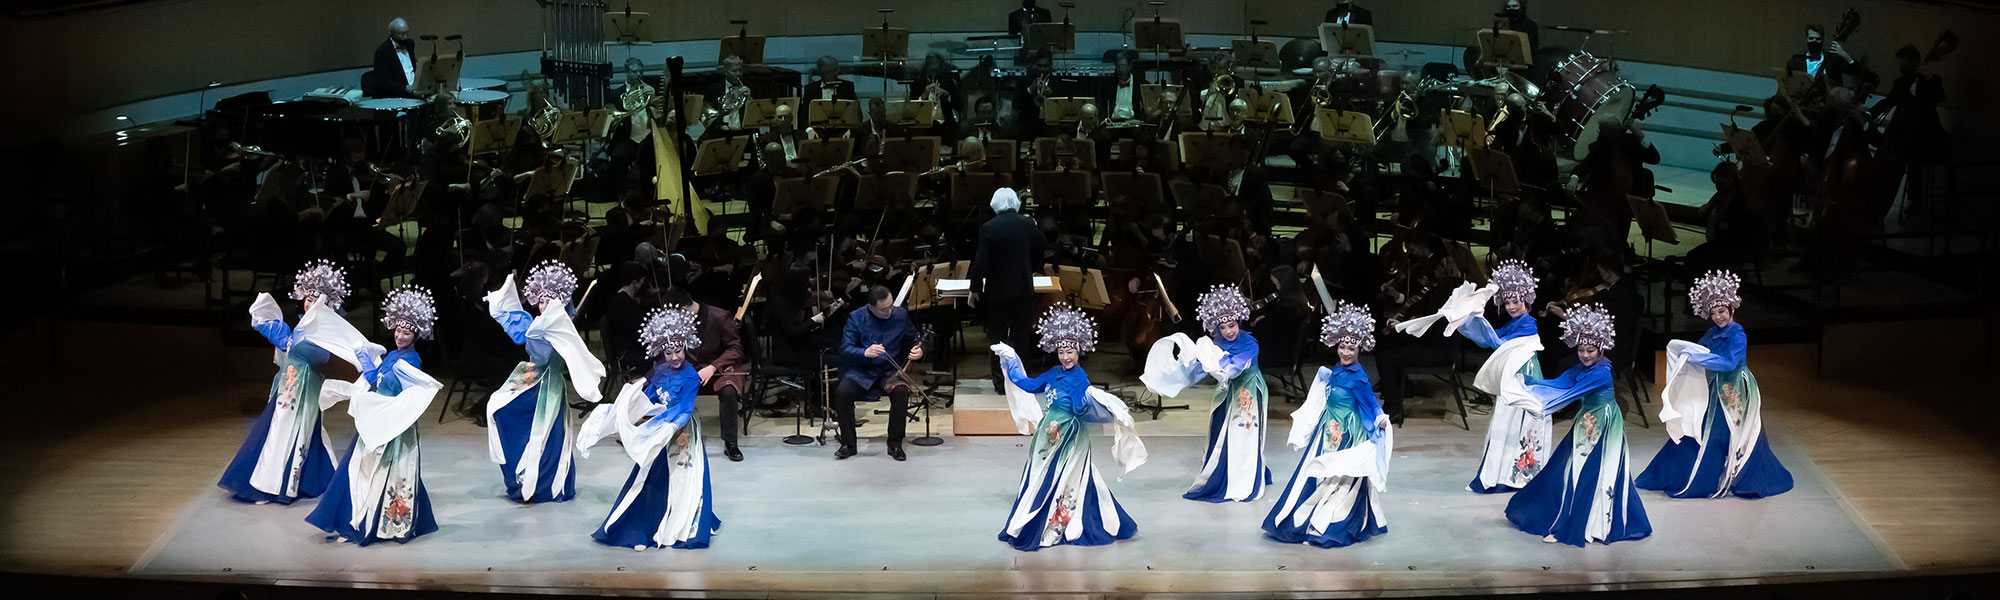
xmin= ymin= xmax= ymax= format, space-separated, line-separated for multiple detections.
xmin=1140 ymin=84 xmax=1193 ymax=116
xmin=807 ymin=99 xmax=860 ymax=129
xmin=743 ymin=97 xmax=800 ymax=128
xmin=414 ymin=53 xmax=463 ymax=96
xmin=1232 ymin=39 xmax=1280 ymax=69
xmin=719 ymin=34 xmax=767 ymax=65
xmin=1034 ymin=137 xmax=1097 ymax=171
xmin=552 ymin=110 xmax=595 ymax=144
xmin=879 ymin=136 xmax=941 ymax=173
xmin=1134 ymin=18 xmax=1185 ymax=52
xmin=1465 ymin=148 xmax=1520 ymax=195
xmin=772 ymin=176 xmax=837 ymax=217
xmin=886 ymin=100 xmax=938 ymax=127
xmin=798 ymin=137 xmax=854 ymax=175
xmin=1477 ymin=29 xmax=1532 ymax=69
xmin=1027 ymin=22 xmax=1077 ymax=53
xmin=1439 ymin=109 xmax=1488 ymax=150
xmin=680 ymin=94 xmax=707 ymax=123
xmin=950 ymin=171 xmax=1013 ymax=215
xmin=1298 ymin=188 xmax=1352 ymax=227
xmin=861 ymin=27 xmax=910 ymax=61
xmin=588 ymin=108 xmax=617 ymax=138
xmin=1311 ymin=109 xmax=1375 ymax=144
xmin=1628 ymin=194 xmax=1679 ymax=252
xmin=527 ymin=158 xmax=579 ymax=198
xmin=692 ymin=135 xmax=751 ymax=176
xmin=1040 ymin=97 xmax=1091 ymax=123
xmin=979 ymin=139 xmax=1018 ymax=173
xmin=1177 ymin=131 xmax=1240 ymax=173
xmin=1057 ymin=265 xmax=1112 ymax=309
xmin=853 ymin=171 xmax=918 ymax=211
xmin=1116 ymin=139 xmax=1181 ymax=171
xmin=1103 ymin=171 xmax=1164 ymax=217
xmin=469 ymin=118 xmax=519 ymax=156
xmin=1776 ymin=73 xmax=1814 ymax=101
xmin=1170 ymin=181 xmax=1231 ymax=219
xmin=1319 ymin=23 xmax=1376 ymax=58
xmin=1030 ymin=169 xmax=1092 ymax=211
xmin=1246 ymin=89 xmax=1294 ymax=125
xmin=606 ymin=11 xmax=652 ymax=43
xmin=1722 ymin=123 xmax=1768 ymax=165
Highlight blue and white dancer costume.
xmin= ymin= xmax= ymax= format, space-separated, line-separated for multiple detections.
xmin=1504 ymin=304 xmax=1651 ymax=546
xmin=1140 ymin=285 xmax=1270 ymax=502
xmin=307 ymin=285 xmax=445 ymax=545
xmin=1401 ymin=260 xmax=1553 ymax=493
xmin=485 ymin=261 xmax=606 ymax=504
xmin=578 ymin=306 xmax=722 ymax=550
xmin=220 ymin=260 xmax=373 ymax=505
xmin=1638 ymin=270 xmax=1793 ymax=499
xmin=1264 ymin=301 xmax=1393 ymax=547
xmin=993 ymin=303 xmax=1147 ymax=552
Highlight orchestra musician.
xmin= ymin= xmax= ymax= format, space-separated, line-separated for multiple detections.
xmin=1101 ymin=50 xmax=1143 ymax=123
xmin=1324 ymin=0 xmax=1373 ymax=25
xmin=1008 ymin=0 xmax=1052 ymax=38
xmin=1786 ymin=24 xmax=1854 ymax=83
xmin=367 ymin=17 xmax=418 ymax=98
xmin=910 ymin=52 xmax=961 ymax=139
xmin=805 ymin=56 xmax=858 ymax=102
xmin=1498 ymin=0 xmax=1540 ymax=54
xmin=967 ymin=96 xmax=1013 ymax=143
xmin=832 ymin=286 xmax=924 ymax=461
xmin=704 ymin=56 xmax=752 ymax=134
xmin=1870 ymin=44 xmax=1950 ymax=216
xmin=758 ymin=103 xmax=807 ymax=163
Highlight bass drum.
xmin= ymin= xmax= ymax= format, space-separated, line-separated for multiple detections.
xmin=1547 ymin=52 xmax=1635 ymax=160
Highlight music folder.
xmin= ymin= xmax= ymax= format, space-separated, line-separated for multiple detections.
xmin=853 ymin=171 xmax=918 ymax=211
xmin=886 ymin=100 xmax=938 ymax=127
xmin=1030 ymin=170 xmax=1092 ymax=210
xmin=1246 ymin=89 xmax=1294 ymax=125
xmin=1177 ymin=131 xmax=1239 ymax=173
xmin=1027 ymin=22 xmax=1077 ymax=53
xmin=1134 ymin=18 xmax=1184 ymax=52
xmin=798 ymin=137 xmax=854 ymax=175
xmin=1722 ymin=123 xmax=1768 ymax=165
xmin=1627 ymin=195 xmax=1679 ymax=244
xmin=861 ymin=27 xmax=910 ymax=61
xmin=606 ymin=11 xmax=652 ymax=43
xmin=1439 ymin=109 xmax=1487 ymax=150
xmin=879 ymin=136 xmax=941 ymax=173
xmin=1465 ymin=148 xmax=1520 ymax=193
xmin=1232 ymin=39 xmax=1280 ymax=68
xmin=772 ymin=176 xmax=837 ymax=217
xmin=1103 ymin=171 xmax=1164 ymax=216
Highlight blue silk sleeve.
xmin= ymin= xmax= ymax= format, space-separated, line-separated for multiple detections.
xmin=1692 ymin=327 xmax=1746 ymax=371
xmin=497 ymin=310 xmax=534 ymax=346
xmin=1524 ymin=364 xmax=1614 ymax=414
xmin=253 ymin=319 xmax=293 ymax=350
xmin=1458 ymin=316 xmax=1501 ymax=348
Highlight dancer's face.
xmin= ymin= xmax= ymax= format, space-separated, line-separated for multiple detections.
xmin=661 ymin=348 xmax=686 ymax=369
xmin=1709 ymin=304 xmax=1734 ymax=329
xmin=1577 ymin=344 xmax=1602 ymax=366
xmin=1337 ymin=342 xmax=1359 ymax=365
xmin=1218 ymin=321 xmax=1240 ymax=341
xmin=1504 ymin=298 xmax=1528 ymax=318
xmin=394 ymin=327 xmax=415 ymax=350
xmin=1057 ymin=347 xmax=1080 ymax=369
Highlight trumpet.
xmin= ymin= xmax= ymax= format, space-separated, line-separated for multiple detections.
xmin=1028 ymin=73 xmax=1052 ymax=104
xmin=920 ymin=80 xmax=949 ymax=123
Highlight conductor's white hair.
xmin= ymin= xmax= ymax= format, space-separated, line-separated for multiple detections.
xmin=990 ymin=187 xmax=1022 ymax=213
xmin=388 ymin=17 xmax=408 ymax=31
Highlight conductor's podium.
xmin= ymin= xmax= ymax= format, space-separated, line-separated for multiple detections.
xmin=952 ymin=390 xmax=1024 ymax=436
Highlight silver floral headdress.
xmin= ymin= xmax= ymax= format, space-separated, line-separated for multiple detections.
xmin=523 ymin=260 xmax=578 ymax=308
xmin=1688 ymin=269 xmax=1742 ymax=314
xmin=381 ymin=285 xmax=438 ymax=339
xmin=1320 ymin=300 xmax=1376 ymax=351
xmin=1491 ymin=259 xmax=1537 ymax=308
xmin=1560 ymin=303 xmax=1617 ymax=350
xmin=290 ymin=259 xmax=351 ymax=311
xmin=1036 ymin=302 xmax=1098 ymax=353
xmin=639 ymin=305 xmax=702 ymax=358
xmin=1196 ymin=284 xmax=1251 ymax=333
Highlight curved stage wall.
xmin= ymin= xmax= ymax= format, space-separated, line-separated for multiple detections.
xmin=10 ymin=0 xmax=1995 ymax=150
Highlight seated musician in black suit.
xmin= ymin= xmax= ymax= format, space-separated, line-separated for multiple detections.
xmin=804 ymin=56 xmax=857 ymax=102
xmin=703 ymin=56 xmax=753 ymax=136
xmin=368 ymin=18 xmax=417 ymax=98
xmin=1324 ymin=0 xmax=1373 ymax=25
xmin=1100 ymin=51 xmax=1143 ymax=124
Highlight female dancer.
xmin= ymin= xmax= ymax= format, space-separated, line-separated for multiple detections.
xmin=1637 ymin=270 xmax=1792 ymax=498
xmin=1460 ymin=260 xmax=1552 ymax=493
xmin=992 ymin=303 xmax=1147 ymax=551
xmin=1142 ymin=284 xmax=1269 ymax=502
xmin=485 ymin=260 xmax=606 ymax=504
xmin=578 ymin=305 xmax=723 ymax=550
xmin=1263 ymin=301 xmax=1393 ymax=547
xmin=307 ymin=285 xmax=445 ymax=544
xmin=1503 ymin=304 xmax=1651 ymax=546
xmin=220 ymin=260 xmax=371 ymax=505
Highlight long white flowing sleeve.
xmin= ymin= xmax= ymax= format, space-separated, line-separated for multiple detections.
xmin=1138 ymin=333 xmax=1209 ymax=397
xmin=990 ymin=343 xmax=1042 ymax=435
xmin=1475 ymin=334 xmax=1545 ymax=412
xmin=296 ymin=301 xmax=388 ymax=409
xmin=527 ymin=308 xmax=606 ymax=403
xmin=577 ymin=379 xmax=680 ymax=463
xmin=338 ymin=360 xmax=444 ymax=451
xmin=1088 ymin=387 xmax=1148 ymax=476
xmin=1659 ymin=339 xmax=1713 ymax=442
xmin=1288 ymin=367 xmax=1333 ymax=449
xmin=485 ymin=275 xmax=526 ymax=321
xmin=1392 ymin=282 xmax=1496 ymax=338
